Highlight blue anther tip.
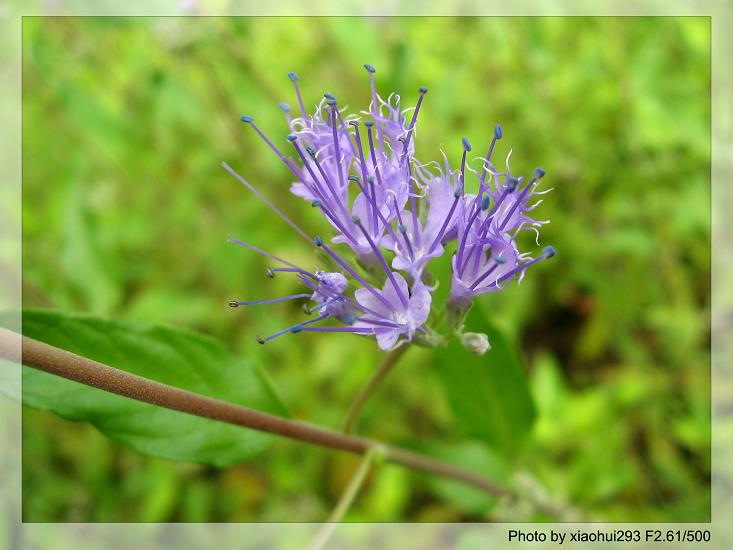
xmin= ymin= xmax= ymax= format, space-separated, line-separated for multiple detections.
xmin=228 ymin=300 xmax=239 ymax=308
xmin=288 ymin=72 xmax=298 ymax=81
xmin=544 ymin=246 xmax=557 ymax=258
xmin=462 ymin=137 xmax=472 ymax=151
xmin=240 ymin=115 xmax=253 ymax=124
xmin=507 ymin=177 xmax=519 ymax=191
xmin=481 ymin=195 xmax=491 ymax=210
xmin=454 ymin=188 xmax=463 ymax=198
xmin=311 ymin=199 xmax=321 ymax=207
xmin=314 ymin=236 xmax=324 ymax=246
xmin=327 ymin=99 xmax=337 ymax=107
xmin=352 ymin=215 xmax=361 ymax=224
xmin=306 ymin=146 xmax=316 ymax=156
xmin=419 ymin=86 xmax=428 ymax=94
xmin=349 ymin=120 xmax=359 ymax=127
xmin=323 ymin=92 xmax=335 ymax=100
xmin=364 ymin=120 xmax=374 ymax=128
xmin=277 ymin=102 xmax=290 ymax=112
xmin=287 ymin=134 xmax=297 ymax=142
xmin=364 ymin=63 xmax=376 ymax=73
xmin=348 ymin=175 xmax=360 ymax=182
xmin=291 ymin=325 xmax=304 ymax=334
xmin=533 ymin=167 xmax=546 ymax=180
xmin=495 ymin=254 xmax=507 ymax=264
xmin=346 ymin=313 xmax=357 ymax=325
xmin=494 ymin=124 xmax=503 ymax=140
xmin=398 ymin=224 xmax=407 ymax=233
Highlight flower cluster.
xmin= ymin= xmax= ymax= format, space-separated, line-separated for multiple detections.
xmin=226 ymin=65 xmax=555 ymax=352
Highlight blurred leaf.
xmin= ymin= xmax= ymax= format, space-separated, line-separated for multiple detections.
xmin=4 ymin=309 xmax=287 ymax=466
xmin=434 ymin=304 xmax=536 ymax=457
xmin=419 ymin=440 xmax=510 ymax=516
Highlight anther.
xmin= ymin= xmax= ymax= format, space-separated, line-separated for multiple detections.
xmin=418 ymin=86 xmax=428 ymax=94
xmin=240 ymin=115 xmax=254 ymax=124
xmin=494 ymin=124 xmax=503 ymax=140
xmin=256 ymin=335 xmax=266 ymax=344
xmin=324 ymin=92 xmax=336 ymax=100
xmin=287 ymin=134 xmax=297 ymax=142
xmin=306 ymin=146 xmax=316 ymax=157
xmin=349 ymin=120 xmax=359 ymax=127
xmin=290 ymin=325 xmax=304 ymax=334
xmin=277 ymin=102 xmax=290 ymax=112
xmin=364 ymin=120 xmax=374 ymax=128
xmin=314 ymin=236 xmax=324 ymax=247
xmin=543 ymin=246 xmax=557 ymax=258
xmin=228 ymin=300 xmax=240 ymax=308
xmin=367 ymin=176 xmax=375 ymax=184
xmin=533 ymin=167 xmax=546 ymax=180
xmin=327 ymin=99 xmax=337 ymax=107
xmin=364 ymin=64 xmax=376 ymax=73
xmin=398 ymin=224 xmax=407 ymax=233
xmin=454 ymin=188 xmax=463 ymax=198
xmin=348 ymin=175 xmax=361 ymax=183
xmin=287 ymin=72 xmax=298 ymax=81
xmin=346 ymin=313 xmax=357 ymax=325
xmin=481 ymin=195 xmax=491 ymax=210
xmin=462 ymin=137 xmax=472 ymax=151
xmin=302 ymin=303 xmax=312 ymax=314
xmin=266 ymin=267 xmax=275 ymax=278
xmin=507 ymin=177 xmax=520 ymax=192
xmin=495 ymin=254 xmax=506 ymax=264
xmin=311 ymin=199 xmax=321 ymax=208
xmin=352 ymin=215 xmax=362 ymax=224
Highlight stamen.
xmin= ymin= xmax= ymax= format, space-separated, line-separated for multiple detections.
xmin=329 ymin=106 xmax=347 ymax=189
xmin=229 ymin=293 xmax=311 ymax=307
xmin=474 ymin=247 xmax=556 ymax=293
xmin=356 ymin=317 xmax=404 ymax=329
xmin=398 ymin=86 xmax=428 ymax=167
xmin=289 ymin=140 xmax=360 ymax=246
xmin=350 ymin=122 xmax=378 ymax=234
xmin=299 ymin=326 xmax=378 ymax=334
xmin=288 ymin=71 xmax=309 ymax=122
xmin=353 ymin=216 xmax=410 ymax=308
xmin=393 ymin=197 xmax=415 ymax=260
xmin=459 ymin=137 xmax=471 ymax=192
xmin=314 ymin=237 xmax=395 ymax=310
xmin=268 ymin=267 xmax=319 ymax=281
xmin=222 ymin=162 xmax=311 ymax=242
xmin=427 ymin=188 xmax=462 ymax=255
xmin=498 ymin=171 xmax=542 ymax=231
xmin=256 ymin=314 xmax=329 ymax=344
xmin=240 ymin=117 xmax=302 ymax=178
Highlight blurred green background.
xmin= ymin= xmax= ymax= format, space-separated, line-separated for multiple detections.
xmin=21 ymin=16 xmax=710 ymax=522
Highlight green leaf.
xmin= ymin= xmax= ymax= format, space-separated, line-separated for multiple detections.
xmin=419 ymin=440 xmax=510 ymax=516
xmin=434 ymin=304 xmax=536 ymax=457
xmin=3 ymin=309 xmax=288 ymax=467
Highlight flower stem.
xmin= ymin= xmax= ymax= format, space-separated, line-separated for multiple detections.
xmin=305 ymin=447 xmax=380 ymax=550
xmin=1 ymin=328 xmax=510 ymax=500
xmin=342 ymin=345 xmax=409 ymax=433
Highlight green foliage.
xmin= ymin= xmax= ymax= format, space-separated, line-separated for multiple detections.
xmin=19 ymin=16 xmax=710 ymax=522
xmin=12 ymin=310 xmax=287 ymax=466
xmin=435 ymin=305 xmax=536 ymax=458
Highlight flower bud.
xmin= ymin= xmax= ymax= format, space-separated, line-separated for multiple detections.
xmin=460 ymin=332 xmax=491 ymax=356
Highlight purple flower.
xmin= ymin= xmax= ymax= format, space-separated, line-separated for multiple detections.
xmin=224 ymin=64 xmax=555 ymax=352
xmin=353 ymin=272 xmax=432 ymax=349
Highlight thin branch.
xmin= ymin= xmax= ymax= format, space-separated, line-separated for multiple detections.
xmin=342 ymin=345 xmax=409 ymax=433
xmin=306 ymin=447 xmax=379 ymax=550
xmin=0 ymin=328 xmax=511 ymax=500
